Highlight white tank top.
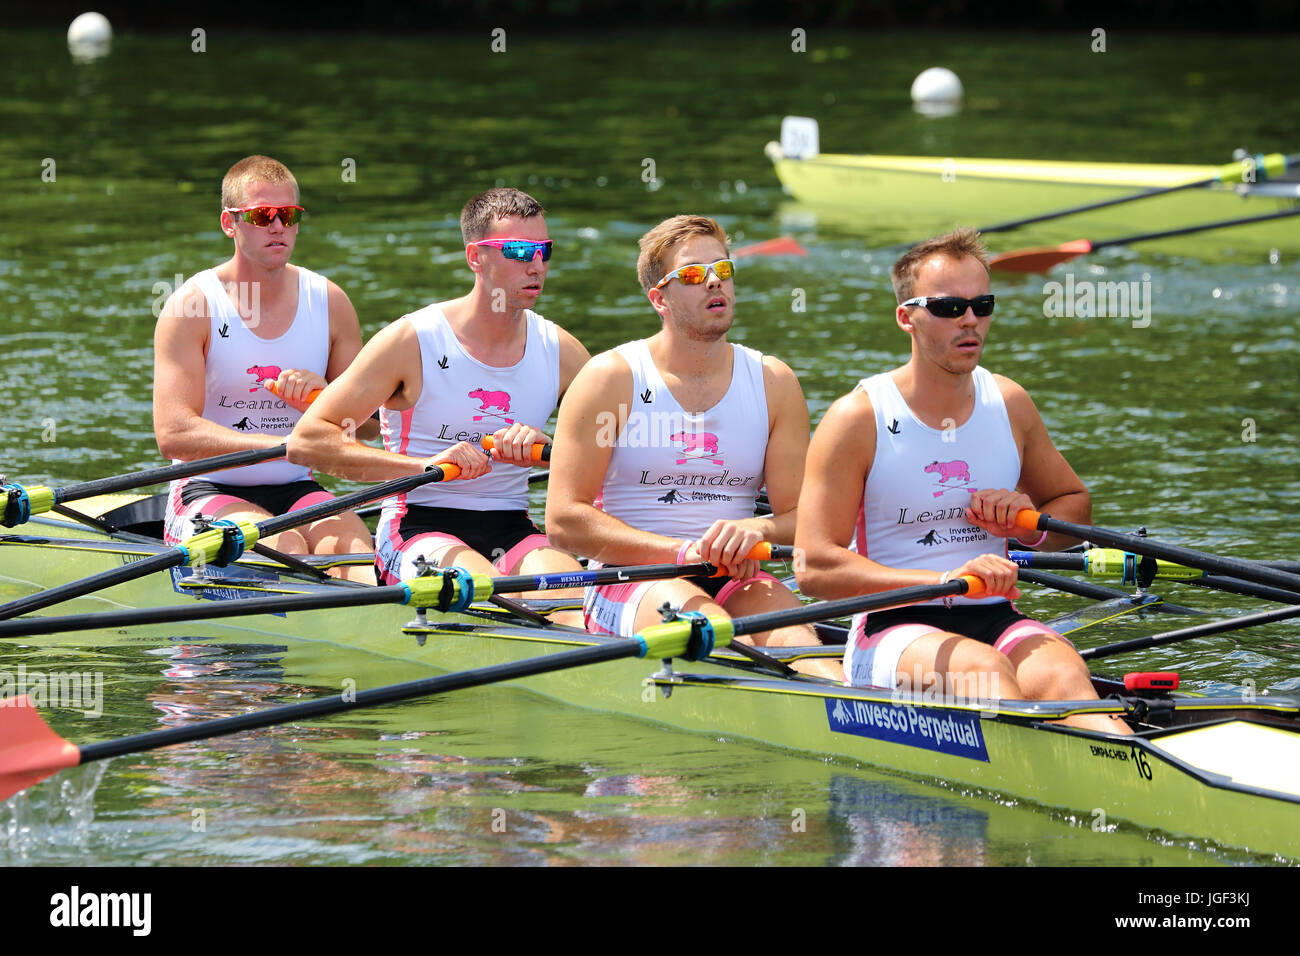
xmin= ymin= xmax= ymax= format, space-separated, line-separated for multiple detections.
xmin=188 ymin=265 xmax=329 ymax=485
xmin=856 ymin=367 xmax=1019 ymax=606
xmin=595 ymin=340 xmax=767 ymax=539
xmin=378 ymin=305 xmax=560 ymax=514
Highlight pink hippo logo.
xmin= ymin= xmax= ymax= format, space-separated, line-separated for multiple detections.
xmin=670 ymin=431 xmax=724 ymax=466
xmin=924 ymin=459 xmax=974 ymax=498
xmin=924 ymin=459 xmax=970 ymax=483
xmin=247 ymin=364 xmax=281 ymax=392
xmin=469 ymin=387 xmax=515 ymax=425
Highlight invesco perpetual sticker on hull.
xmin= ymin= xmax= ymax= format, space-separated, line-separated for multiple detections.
xmin=826 ymin=696 xmax=990 ymax=761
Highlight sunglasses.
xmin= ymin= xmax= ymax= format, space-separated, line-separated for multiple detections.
xmin=472 ymin=238 xmax=554 ymax=262
xmin=900 ymin=294 xmax=995 ymax=318
xmin=224 ymin=205 xmax=304 ymax=227
xmin=654 ymin=258 xmax=735 ymax=289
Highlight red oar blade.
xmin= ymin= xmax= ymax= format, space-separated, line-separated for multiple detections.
xmin=0 ymin=696 xmax=82 ymax=800
xmin=733 ymin=236 xmax=809 ymax=259
xmin=990 ymin=239 xmax=1095 ymax=273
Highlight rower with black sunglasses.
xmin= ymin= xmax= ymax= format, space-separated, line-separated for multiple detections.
xmin=796 ymin=228 xmax=1130 ymax=733
xmin=289 ymin=188 xmax=590 ymax=622
xmin=152 ymin=154 xmax=376 ymax=582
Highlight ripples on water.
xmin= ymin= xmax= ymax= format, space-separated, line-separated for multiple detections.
xmin=1 ymin=28 xmax=1297 ymax=865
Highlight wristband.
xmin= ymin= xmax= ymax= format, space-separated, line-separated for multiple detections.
xmin=1015 ymin=529 xmax=1048 ymax=548
xmin=675 ymin=540 xmax=692 ymax=565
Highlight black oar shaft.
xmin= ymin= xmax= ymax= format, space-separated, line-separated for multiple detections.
xmin=0 ymin=555 xmax=790 ymax=639
xmin=729 ymin=579 xmax=970 ymax=637
xmin=1014 ymin=550 xmax=1300 ymax=605
xmin=1019 ymin=567 xmax=1130 ymax=601
xmin=0 ymin=549 xmax=183 ymax=621
xmin=1082 ymin=604 xmax=1300 ymax=661
xmin=978 ymin=153 xmax=1299 ymax=235
xmin=1189 ymin=573 xmax=1300 ymax=606
xmin=256 ymin=467 xmax=453 ymax=537
xmin=0 ymin=585 xmax=410 ymax=637
xmin=1093 ymin=208 xmax=1300 ymax=250
xmin=54 ymin=445 xmax=287 ymax=504
xmin=0 ymin=467 xmax=459 ymax=622
xmin=980 ymin=185 xmax=1202 ymax=235
xmin=1024 ymin=514 xmax=1300 ymax=593
xmin=78 ymin=640 xmax=638 ymax=764
xmin=486 ymin=548 xmax=792 ymax=595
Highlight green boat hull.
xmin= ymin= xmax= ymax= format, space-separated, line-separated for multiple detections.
xmin=3 ymin=510 xmax=1299 ymax=860
xmin=771 ymin=154 xmax=1300 ymax=262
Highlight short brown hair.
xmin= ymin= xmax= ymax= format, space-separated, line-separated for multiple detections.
xmin=221 ymin=156 xmax=299 ymax=210
xmin=460 ymin=188 xmax=545 ymax=243
xmin=890 ymin=227 xmax=990 ymax=302
xmin=636 ymin=215 xmax=730 ymax=293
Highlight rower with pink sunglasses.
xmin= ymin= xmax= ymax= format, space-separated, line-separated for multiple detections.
xmin=289 ymin=188 xmax=590 ymax=617
xmin=152 ymin=154 xmax=376 ymax=581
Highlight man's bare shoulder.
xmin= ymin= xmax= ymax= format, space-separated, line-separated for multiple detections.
xmin=156 ymin=279 xmax=210 ymax=330
xmin=366 ymin=313 xmax=420 ymax=351
xmin=759 ymin=352 xmax=802 ymax=388
xmin=555 ymin=324 xmax=591 ymax=359
xmin=990 ymin=371 xmax=1040 ymax=422
xmin=554 ymin=326 xmax=592 ymax=397
xmin=577 ymin=346 xmax=632 ymax=380
xmin=324 ymin=278 xmax=357 ymax=309
xmin=823 ymin=385 xmax=876 ymax=427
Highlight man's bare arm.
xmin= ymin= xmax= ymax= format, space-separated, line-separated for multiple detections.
xmin=695 ymin=356 xmax=809 ymax=574
xmin=324 ymin=280 xmax=380 ymax=441
xmin=545 ymin=351 xmax=686 ymax=565
xmin=556 ymin=326 xmax=592 ymax=400
xmin=153 ymin=283 xmax=284 ymax=462
xmin=288 ymin=319 xmax=487 ymax=483
xmin=489 ymin=326 xmax=591 ymax=469
xmin=968 ymin=376 xmax=1090 ymax=549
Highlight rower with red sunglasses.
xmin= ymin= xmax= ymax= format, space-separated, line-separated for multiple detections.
xmin=289 ymin=188 xmax=590 ymax=617
xmin=152 ymin=154 xmax=375 ymax=581
xmin=544 ymin=215 xmax=840 ymax=680
xmin=794 ymin=228 xmax=1129 ymax=733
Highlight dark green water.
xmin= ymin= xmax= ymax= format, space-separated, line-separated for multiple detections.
xmin=2 ymin=28 xmax=1298 ymax=866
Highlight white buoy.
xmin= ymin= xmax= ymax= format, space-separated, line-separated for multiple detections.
xmin=68 ymin=12 xmax=113 ymax=62
xmin=911 ymin=67 xmax=963 ymax=103
xmin=910 ymin=67 xmax=962 ymax=117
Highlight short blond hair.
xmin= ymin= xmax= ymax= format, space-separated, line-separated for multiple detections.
xmin=636 ymin=215 xmax=730 ymax=293
xmin=890 ymin=228 xmax=990 ymax=302
xmin=221 ymin=156 xmax=299 ymax=210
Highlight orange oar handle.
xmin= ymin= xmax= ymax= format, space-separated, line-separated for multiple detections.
xmin=424 ymin=461 xmax=462 ymax=482
xmin=1013 ymin=509 xmax=1044 ymax=533
xmin=747 ymin=542 xmax=794 ymax=561
xmin=265 ymin=379 xmax=324 ymax=404
xmin=708 ymin=542 xmax=791 ymax=577
xmin=481 ymin=436 xmax=552 ymax=463
xmin=957 ymin=574 xmax=987 ymax=598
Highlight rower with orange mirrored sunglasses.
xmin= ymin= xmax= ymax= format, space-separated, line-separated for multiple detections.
xmin=653 ymin=258 xmax=735 ymax=289
xmin=223 ymin=204 xmax=304 ymax=227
